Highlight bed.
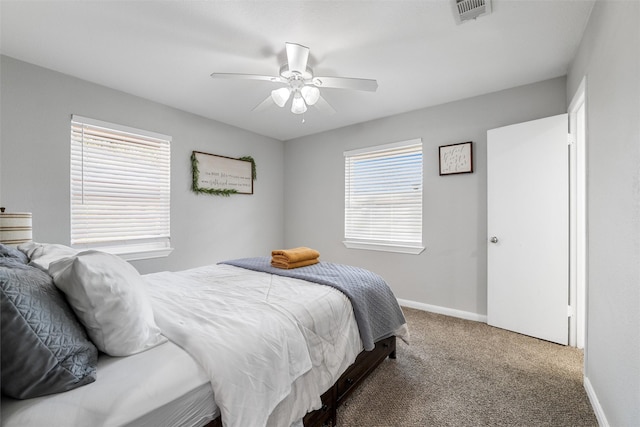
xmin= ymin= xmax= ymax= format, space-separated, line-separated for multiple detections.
xmin=1 ymin=243 xmax=408 ymax=427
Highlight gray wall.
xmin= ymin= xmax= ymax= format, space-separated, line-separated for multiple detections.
xmin=0 ymin=56 xmax=285 ymax=274
xmin=567 ymin=0 xmax=640 ymax=425
xmin=283 ymin=77 xmax=567 ymax=317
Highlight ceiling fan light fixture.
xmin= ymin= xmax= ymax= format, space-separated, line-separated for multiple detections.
xmin=271 ymin=87 xmax=291 ymax=107
xmin=291 ymin=92 xmax=307 ymax=114
xmin=301 ymin=86 xmax=320 ymax=106
xmin=211 ymin=42 xmax=377 ymax=117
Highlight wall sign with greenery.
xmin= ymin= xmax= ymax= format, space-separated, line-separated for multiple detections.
xmin=191 ymin=151 xmax=256 ymax=196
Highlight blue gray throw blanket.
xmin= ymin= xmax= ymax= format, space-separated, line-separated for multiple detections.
xmin=220 ymin=257 xmax=406 ymax=351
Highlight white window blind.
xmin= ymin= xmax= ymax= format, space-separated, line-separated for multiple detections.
xmin=70 ymin=115 xmax=172 ymax=259
xmin=344 ymin=139 xmax=424 ymax=254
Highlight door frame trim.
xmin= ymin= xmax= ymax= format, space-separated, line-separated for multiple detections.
xmin=568 ymin=77 xmax=588 ymax=350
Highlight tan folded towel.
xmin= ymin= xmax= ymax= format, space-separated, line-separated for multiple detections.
xmin=271 ymin=247 xmax=320 ymax=263
xmin=271 ymin=254 xmax=317 ymax=264
xmin=271 ymin=258 xmax=319 ymax=269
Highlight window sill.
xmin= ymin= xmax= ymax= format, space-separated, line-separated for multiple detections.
xmin=343 ymin=241 xmax=425 ymax=255
xmin=73 ymin=243 xmax=174 ymax=261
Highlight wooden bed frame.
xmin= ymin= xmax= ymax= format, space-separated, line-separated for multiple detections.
xmin=206 ymin=335 xmax=396 ymax=427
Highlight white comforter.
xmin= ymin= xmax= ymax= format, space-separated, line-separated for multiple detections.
xmin=144 ymin=264 xmax=363 ymax=427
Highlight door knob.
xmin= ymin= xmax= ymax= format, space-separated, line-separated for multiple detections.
xmin=490 ymin=236 xmax=499 ymax=243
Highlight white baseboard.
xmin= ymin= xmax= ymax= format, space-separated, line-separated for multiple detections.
xmin=397 ymin=298 xmax=487 ymax=323
xmin=584 ymin=376 xmax=608 ymax=427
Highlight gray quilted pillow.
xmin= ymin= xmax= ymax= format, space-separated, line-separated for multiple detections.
xmin=0 ymin=243 xmax=28 ymax=264
xmin=1 ymin=264 xmax=98 ymax=399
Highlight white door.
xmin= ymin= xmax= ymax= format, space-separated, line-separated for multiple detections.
xmin=487 ymin=114 xmax=569 ymax=345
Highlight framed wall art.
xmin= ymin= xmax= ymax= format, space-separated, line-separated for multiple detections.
xmin=439 ymin=141 xmax=473 ymax=175
xmin=191 ymin=151 xmax=255 ymax=196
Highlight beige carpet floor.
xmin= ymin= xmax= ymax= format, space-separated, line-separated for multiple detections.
xmin=337 ymin=307 xmax=597 ymax=427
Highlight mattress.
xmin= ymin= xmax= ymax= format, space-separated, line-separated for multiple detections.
xmin=1 ymin=340 xmax=217 ymax=427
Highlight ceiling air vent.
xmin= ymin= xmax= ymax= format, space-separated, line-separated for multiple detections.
xmin=451 ymin=0 xmax=492 ymax=25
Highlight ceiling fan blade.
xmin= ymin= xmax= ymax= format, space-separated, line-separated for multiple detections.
xmin=210 ymin=73 xmax=285 ymax=84
xmin=285 ymin=42 xmax=310 ymax=75
xmin=312 ymin=76 xmax=378 ymax=92
xmin=251 ymin=95 xmax=275 ymax=112
xmin=313 ymin=95 xmax=336 ymax=115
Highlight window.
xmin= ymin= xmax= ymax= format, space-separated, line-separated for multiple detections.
xmin=70 ymin=115 xmax=172 ymax=260
xmin=344 ymin=138 xmax=424 ymax=254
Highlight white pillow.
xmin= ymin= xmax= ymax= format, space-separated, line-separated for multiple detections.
xmin=49 ymin=250 xmax=167 ymax=356
xmin=18 ymin=242 xmax=78 ymax=271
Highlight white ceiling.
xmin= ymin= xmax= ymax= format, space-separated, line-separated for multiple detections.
xmin=0 ymin=0 xmax=594 ymax=141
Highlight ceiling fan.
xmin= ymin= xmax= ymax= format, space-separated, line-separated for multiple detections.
xmin=210 ymin=42 xmax=378 ymax=115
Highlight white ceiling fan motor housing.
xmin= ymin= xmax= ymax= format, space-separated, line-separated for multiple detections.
xmin=451 ymin=0 xmax=492 ymax=24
